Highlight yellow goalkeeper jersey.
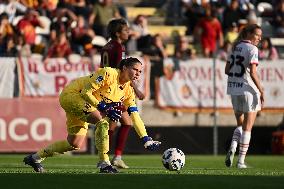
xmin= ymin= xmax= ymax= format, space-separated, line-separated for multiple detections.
xmin=61 ymin=67 xmax=136 ymax=108
xmin=60 ymin=67 xmax=147 ymax=138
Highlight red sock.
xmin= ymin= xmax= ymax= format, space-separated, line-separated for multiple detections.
xmin=115 ymin=125 xmax=131 ymax=156
xmin=108 ymin=130 xmax=114 ymax=148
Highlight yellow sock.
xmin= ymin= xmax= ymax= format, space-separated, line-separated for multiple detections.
xmin=36 ymin=140 xmax=78 ymax=159
xmin=95 ymin=118 xmax=110 ymax=162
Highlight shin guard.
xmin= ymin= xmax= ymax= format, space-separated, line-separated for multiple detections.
xmin=95 ymin=119 xmax=110 ymax=162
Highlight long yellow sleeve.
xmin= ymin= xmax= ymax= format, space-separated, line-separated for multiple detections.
xmin=130 ymin=112 xmax=147 ymax=138
xmin=80 ymin=83 xmax=100 ymax=108
xmin=80 ymin=68 xmax=111 ymax=107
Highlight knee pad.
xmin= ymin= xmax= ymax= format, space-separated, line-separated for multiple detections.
xmin=95 ymin=119 xmax=109 ymax=134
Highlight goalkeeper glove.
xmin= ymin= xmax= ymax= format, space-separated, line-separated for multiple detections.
xmin=141 ymin=136 xmax=161 ymax=151
xmin=109 ymin=102 xmax=126 ymax=112
xmin=97 ymin=101 xmax=122 ymax=122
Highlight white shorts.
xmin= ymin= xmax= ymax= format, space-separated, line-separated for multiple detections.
xmin=231 ymin=93 xmax=261 ymax=113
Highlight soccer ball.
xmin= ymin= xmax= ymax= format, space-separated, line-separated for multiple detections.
xmin=162 ymin=148 xmax=185 ymax=171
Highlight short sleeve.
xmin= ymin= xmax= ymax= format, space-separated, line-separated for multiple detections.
xmin=249 ymin=46 xmax=259 ymax=65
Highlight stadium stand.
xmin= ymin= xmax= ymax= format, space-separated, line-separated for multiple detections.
xmin=126 ymin=7 xmax=157 ymax=19
xmin=148 ymin=25 xmax=187 ymax=37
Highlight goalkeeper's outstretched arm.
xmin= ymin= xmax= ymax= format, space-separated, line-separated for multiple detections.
xmin=128 ymin=106 xmax=161 ymax=151
xmin=129 ymin=108 xmax=147 ymax=137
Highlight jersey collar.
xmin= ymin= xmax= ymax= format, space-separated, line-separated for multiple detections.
xmin=241 ymin=40 xmax=251 ymax=44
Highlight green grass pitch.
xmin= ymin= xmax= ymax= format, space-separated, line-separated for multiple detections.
xmin=0 ymin=154 xmax=284 ymax=189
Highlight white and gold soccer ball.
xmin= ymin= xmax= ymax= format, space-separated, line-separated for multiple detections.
xmin=162 ymin=148 xmax=185 ymax=171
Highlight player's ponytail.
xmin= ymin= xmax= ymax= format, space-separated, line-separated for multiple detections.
xmin=232 ymin=24 xmax=261 ymax=50
xmin=119 ymin=57 xmax=141 ymax=70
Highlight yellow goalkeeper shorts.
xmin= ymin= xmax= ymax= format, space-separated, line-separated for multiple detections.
xmin=59 ymin=92 xmax=96 ymax=135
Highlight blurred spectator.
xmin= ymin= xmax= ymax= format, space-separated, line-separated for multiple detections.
xmin=46 ymin=32 xmax=72 ymax=59
xmin=57 ymin=0 xmax=76 ymax=12
xmin=20 ymin=0 xmax=39 ymax=9
xmin=69 ymin=0 xmax=92 ymax=20
xmin=272 ymin=1 xmax=284 ymax=37
xmin=165 ymin=0 xmax=183 ymax=25
xmin=40 ymin=0 xmax=60 ymax=17
xmin=89 ymin=0 xmax=120 ymax=38
xmin=222 ymin=0 xmax=248 ymax=33
xmin=174 ymin=35 xmax=196 ymax=61
xmin=224 ymin=22 xmax=238 ymax=44
xmin=172 ymin=35 xmax=196 ymax=72
xmin=16 ymin=9 xmax=44 ymax=46
xmin=146 ymin=34 xmax=168 ymax=77
xmin=131 ymin=15 xmax=150 ymax=41
xmin=0 ymin=0 xmax=27 ymax=22
xmin=259 ymin=37 xmax=279 ymax=61
xmin=144 ymin=34 xmax=167 ymax=99
xmin=0 ymin=13 xmax=14 ymax=40
xmin=71 ymin=15 xmax=95 ymax=55
xmin=182 ymin=0 xmax=208 ymax=35
xmin=113 ymin=0 xmax=127 ymax=19
xmin=16 ymin=34 xmax=31 ymax=57
xmin=128 ymin=14 xmax=152 ymax=53
xmin=217 ymin=41 xmax=232 ymax=61
xmin=246 ymin=9 xmax=258 ymax=25
xmin=0 ymin=35 xmax=18 ymax=56
xmin=237 ymin=18 xmax=248 ymax=31
xmin=49 ymin=8 xmax=77 ymax=43
xmin=238 ymin=0 xmax=256 ymax=11
xmin=194 ymin=6 xmax=223 ymax=57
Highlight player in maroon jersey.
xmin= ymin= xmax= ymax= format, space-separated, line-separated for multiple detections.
xmin=100 ymin=19 xmax=127 ymax=68
xmin=99 ymin=18 xmax=145 ymax=169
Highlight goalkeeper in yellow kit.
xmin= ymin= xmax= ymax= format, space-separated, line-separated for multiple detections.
xmin=23 ymin=57 xmax=161 ymax=173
